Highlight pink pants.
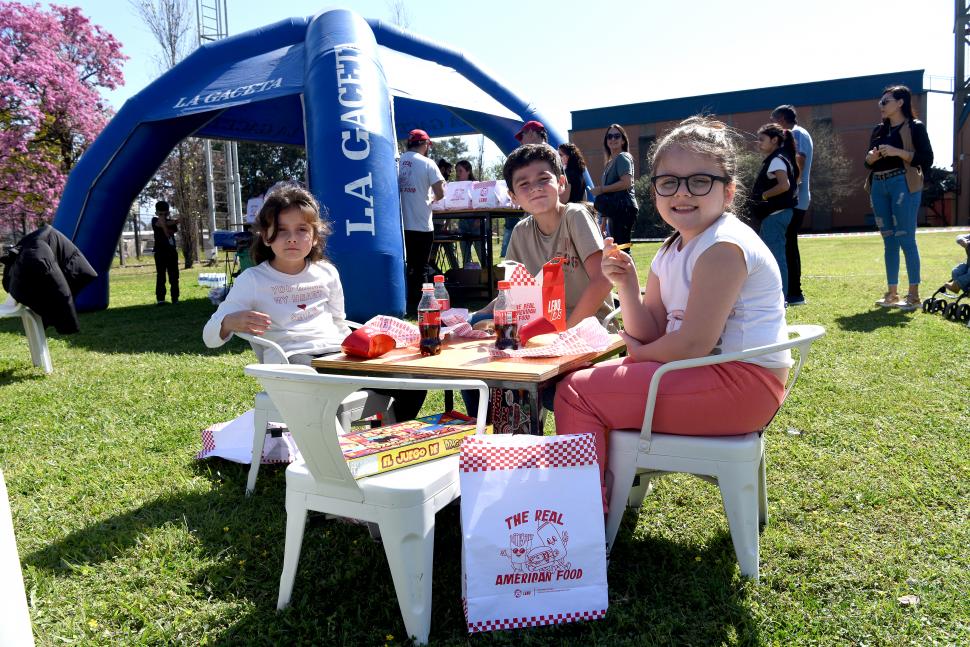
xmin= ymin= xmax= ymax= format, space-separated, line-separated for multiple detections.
xmin=554 ymin=358 xmax=786 ymax=509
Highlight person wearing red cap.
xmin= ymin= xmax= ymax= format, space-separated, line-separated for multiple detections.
xmin=399 ymin=129 xmax=446 ymax=312
xmin=514 ymin=120 xmax=547 ymax=145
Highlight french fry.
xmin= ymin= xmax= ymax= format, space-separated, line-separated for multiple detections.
xmin=608 ymin=242 xmax=632 ymax=258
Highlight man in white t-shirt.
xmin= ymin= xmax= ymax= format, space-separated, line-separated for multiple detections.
xmin=771 ymin=105 xmax=813 ymax=305
xmin=398 ymin=129 xmax=445 ymax=312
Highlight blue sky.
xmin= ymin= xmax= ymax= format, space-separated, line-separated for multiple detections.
xmin=69 ymin=0 xmax=956 ymax=168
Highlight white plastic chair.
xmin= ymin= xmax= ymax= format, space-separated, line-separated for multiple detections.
xmin=244 ymin=364 xmax=489 ymax=645
xmin=1 ymin=469 xmax=35 ymax=646
xmin=604 ymin=324 xmax=825 ymax=582
xmin=0 ymin=297 xmax=52 ymax=374
xmin=236 ymin=333 xmax=392 ymax=496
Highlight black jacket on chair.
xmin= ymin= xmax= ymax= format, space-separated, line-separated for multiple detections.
xmin=1 ymin=225 xmax=98 ymax=334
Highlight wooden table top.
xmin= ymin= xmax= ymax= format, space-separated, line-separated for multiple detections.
xmin=312 ymin=335 xmax=625 ymax=383
xmin=433 ymin=208 xmax=525 ymax=215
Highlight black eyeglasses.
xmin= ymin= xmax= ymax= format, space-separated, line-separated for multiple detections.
xmin=878 ymin=98 xmax=896 ymax=106
xmin=650 ymin=174 xmax=730 ymax=197
xmin=606 ymin=133 xmax=623 ymax=140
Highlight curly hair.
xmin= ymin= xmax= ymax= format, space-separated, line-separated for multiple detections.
xmin=251 ymin=185 xmax=331 ymax=265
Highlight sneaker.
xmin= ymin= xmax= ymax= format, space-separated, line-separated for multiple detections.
xmin=875 ymin=292 xmax=898 ymax=308
xmin=787 ymin=295 xmax=806 ymax=306
xmin=897 ymin=294 xmax=920 ymax=312
xmin=156 ymin=300 xmax=167 ymax=306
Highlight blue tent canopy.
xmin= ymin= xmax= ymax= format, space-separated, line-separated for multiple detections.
xmin=53 ymin=9 xmax=564 ymax=320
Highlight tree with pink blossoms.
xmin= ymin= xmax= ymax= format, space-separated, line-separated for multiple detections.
xmin=0 ymin=2 xmax=126 ymax=237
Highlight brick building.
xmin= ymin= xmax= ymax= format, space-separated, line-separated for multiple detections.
xmin=570 ymin=69 xmax=944 ymax=231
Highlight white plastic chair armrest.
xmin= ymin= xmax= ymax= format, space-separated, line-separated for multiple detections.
xmin=602 ymin=306 xmax=621 ymax=330
xmin=243 ymin=364 xmax=491 ymax=432
xmin=636 ymin=324 xmax=825 ymax=451
xmin=236 ymin=333 xmax=290 ymax=365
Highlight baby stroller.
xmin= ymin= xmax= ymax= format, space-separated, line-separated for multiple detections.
xmin=922 ymin=233 xmax=970 ymax=323
xmin=922 ymin=284 xmax=970 ymax=322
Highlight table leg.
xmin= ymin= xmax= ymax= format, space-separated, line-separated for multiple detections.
xmin=444 ymin=389 xmax=454 ymax=413
xmin=484 ymin=215 xmax=494 ymax=300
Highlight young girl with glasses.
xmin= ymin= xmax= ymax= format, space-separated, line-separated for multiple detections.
xmin=554 ymin=116 xmax=792 ymax=511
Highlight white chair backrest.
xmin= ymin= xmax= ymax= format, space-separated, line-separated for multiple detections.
xmin=639 ymin=324 xmax=825 ymax=446
xmin=236 ymin=333 xmax=289 ymax=365
xmin=244 ymin=364 xmax=489 ymax=501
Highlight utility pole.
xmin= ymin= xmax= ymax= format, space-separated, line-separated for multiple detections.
xmin=955 ymin=1 xmax=970 ymax=224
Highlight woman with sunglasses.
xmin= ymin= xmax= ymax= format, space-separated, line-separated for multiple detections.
xmin=865 ymin=85 xmax=933 ymax=311
xmin=591 ymin=124 xmax=638 ymax=246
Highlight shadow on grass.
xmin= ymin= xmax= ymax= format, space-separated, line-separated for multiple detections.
xmin=834 ymin=307 xmax=915 ymax=332
xmin=25 ymin=460 xmax=755 ymax=645
xmin=58 ymin=297 xmax=250 ymax=357
xmin=0 ymin=365 xmax=49 ymax=386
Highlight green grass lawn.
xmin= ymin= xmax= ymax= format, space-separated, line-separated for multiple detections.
xmin=1 ymin=231 xmax=968 ymax=645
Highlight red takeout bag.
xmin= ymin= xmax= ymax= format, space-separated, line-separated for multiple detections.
xmin=341 ymin=327 xmax=395 ymax=359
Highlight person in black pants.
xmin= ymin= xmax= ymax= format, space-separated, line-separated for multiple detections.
xmin=151 ymin=200 xmax=180 ymax=305
xmin=771 ymin=105 xmax=813 ymax=305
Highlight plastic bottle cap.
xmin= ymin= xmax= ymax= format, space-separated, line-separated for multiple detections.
xmin=497 ymin=280 xmax=511 ymax=290
xmin=422 ymin=283 xmax=434 ymax=290
xmin=434 ymin=275 xmax=445 ymax=282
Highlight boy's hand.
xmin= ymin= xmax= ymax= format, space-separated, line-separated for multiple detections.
xmin=601 ymin=237 xmax=637 ymax=289
xmin=223 ymin=310 xmax=272 ymax=336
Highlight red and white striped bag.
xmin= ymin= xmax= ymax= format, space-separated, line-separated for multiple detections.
xmin=459 ymin=433 xmax=608 ymax=633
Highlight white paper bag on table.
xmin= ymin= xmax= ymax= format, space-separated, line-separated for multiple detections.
xmin=472 ymin=180 xmax=511 ymax=209
xmin=460 ymin=433 xmax=608 ymax=633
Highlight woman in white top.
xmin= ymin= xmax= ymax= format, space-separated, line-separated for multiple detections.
xmin=555 ymin=116 xmax=792 ymax=510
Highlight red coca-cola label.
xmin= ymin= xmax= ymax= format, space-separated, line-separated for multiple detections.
xmin=437 ymin=298 xmax=450 ymax=311
xmin=494 ymin=308 xmax=517 ymax=326
xmin=419 ymin=310 xmax=441 ymax=326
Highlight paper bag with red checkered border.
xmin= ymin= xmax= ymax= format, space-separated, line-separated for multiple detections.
xmin=459 ymin=433 xmax=608 ymax=633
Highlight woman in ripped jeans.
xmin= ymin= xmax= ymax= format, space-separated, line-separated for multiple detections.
xmin=864 ymin=84 xmax=934 ymax=311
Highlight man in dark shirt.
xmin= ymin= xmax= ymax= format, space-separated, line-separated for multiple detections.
xmin=151 ymin=200 xmax=179 ymax=304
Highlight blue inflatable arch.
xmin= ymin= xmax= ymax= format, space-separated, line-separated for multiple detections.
xmin=52 ymin=9 xmax=566 ymax=320
xmin=53 ymin=10 xmax=565 ymax=320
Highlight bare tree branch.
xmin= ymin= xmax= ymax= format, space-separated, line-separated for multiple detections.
xmin=128 ymin=0 xmax=194 ymax=74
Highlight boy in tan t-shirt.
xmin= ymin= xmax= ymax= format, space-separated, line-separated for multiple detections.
xmin=472 ymin=144 xmax=613 ymax=326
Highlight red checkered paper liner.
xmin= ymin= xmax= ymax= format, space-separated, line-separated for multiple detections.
xmin=464 ymin=608 xmax=608 ymax=633
xmin=486 ymin=316 xmax=610 ymax=358
xmin=360 ymin=315 xmax=419 ymax=348
xmin=460 ymin=433 xmax=597 ymax=472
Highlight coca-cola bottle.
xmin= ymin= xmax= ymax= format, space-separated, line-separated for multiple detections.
xmin=418 ymin=283 xmax=441 ymax=357
xmin=494 ymin=280 xmax=519 ymax=350
xmin=433 ymin=274 xmax=450 ymax=311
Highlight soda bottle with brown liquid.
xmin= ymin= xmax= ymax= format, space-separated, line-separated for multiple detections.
xmin=418 ymin=283 xmax=441 ymax=356
xmin=493 ymin=280 xmax=518 ymax=350
xmin=433 ymin=274 xmax=450 ymax=311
